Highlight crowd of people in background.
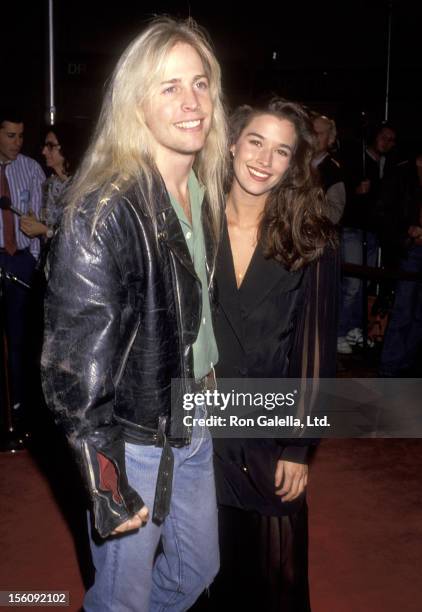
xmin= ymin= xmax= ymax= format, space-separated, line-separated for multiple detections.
xmin=1 ymin=104 xmax=422 ymax=441
xmin=0 ymin=112 xmax=86 ymax=438
xmin=332 ymin=118 xmax=422 ymax=377
xmin=0 ymin=111 xmax=45 ymax=434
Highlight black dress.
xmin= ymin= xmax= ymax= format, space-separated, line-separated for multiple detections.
xmin=209 ymin=220 xmax=338 ymax=612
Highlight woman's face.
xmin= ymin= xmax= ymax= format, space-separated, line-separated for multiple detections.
xmin=230 ymin=113 xmax=297 ymax=197
xmin=42 ymin=131 xmax=65 ymax=174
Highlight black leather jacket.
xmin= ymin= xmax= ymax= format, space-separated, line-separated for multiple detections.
xmin=41 ymin=175 xmax=215 ymax=537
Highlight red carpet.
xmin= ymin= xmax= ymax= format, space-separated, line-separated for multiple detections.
xmin=0 ymin=449 xmax=85 ymax=610
xmin=1 ymin=439 xmax=421 ymax=611
xmin=309 ymin=439 xmax=422 ymax=612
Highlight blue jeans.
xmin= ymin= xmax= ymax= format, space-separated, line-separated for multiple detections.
xmin=338 ymin=228 xmax=378 ymax=337
xmin=84 ymin=421 xmax=219 ymax=611
xmin=379 ymin=245 xmax=422 ymax=376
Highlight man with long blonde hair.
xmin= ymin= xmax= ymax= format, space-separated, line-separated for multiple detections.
xmin=42 ymin=17 xmax=227 ymax=611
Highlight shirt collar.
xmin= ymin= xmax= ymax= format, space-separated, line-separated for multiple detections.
xmin=168 ymin=169 xmax=204 ymax=228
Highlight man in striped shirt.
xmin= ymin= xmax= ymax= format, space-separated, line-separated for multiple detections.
xmin=0 ymin=110 xmax=45 ymax=433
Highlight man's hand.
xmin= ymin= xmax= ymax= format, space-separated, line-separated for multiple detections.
xmin=274 ymin=460 xmax=308 ymax=502
xmin=20 ymin=210 xmax=48 ymax=238
xmin=111 ymin=505 xmax=149 ymax=535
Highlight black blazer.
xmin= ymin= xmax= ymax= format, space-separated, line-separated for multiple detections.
xmin=213 ymin=220 xmax=338 ymax=515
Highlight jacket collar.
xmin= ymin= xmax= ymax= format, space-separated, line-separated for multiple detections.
xmin=153 ymin=170 xmax=217 ymax=283
xmin=240 ymin=241 xmax=303 ymax=315
xmin=216 ymin=218 xmax=303 ymax=345
xmin=124 ymin=170 xmax=217 ymax=283
xmin=158 ymin=206 xmax=198 ymax=280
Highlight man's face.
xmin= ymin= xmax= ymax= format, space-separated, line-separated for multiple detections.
xmin=313 ymin=117 xmax=331 ymax=154
xmin=142 ymin=42 xmax=213 ymax=167
xmin=374 ymin=127 xmax=396 ymax=155
xmin=0 ymin=121 xmax=24 ymax=162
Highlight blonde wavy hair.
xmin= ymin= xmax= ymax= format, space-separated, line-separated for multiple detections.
xmin=65 ymin=16 xmax=227 ymax=243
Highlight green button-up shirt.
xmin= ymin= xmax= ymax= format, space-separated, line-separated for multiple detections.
xmin=168 ymin=171 xmax=218 ymax=381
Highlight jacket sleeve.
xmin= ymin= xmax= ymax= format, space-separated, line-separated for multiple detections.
xmin=279 ymin=245 xmax=340 ymax=464
xmin=41 ymin=203 xmax=144 ymax=538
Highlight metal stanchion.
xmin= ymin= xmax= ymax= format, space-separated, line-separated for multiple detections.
xmin=0 ymin=266 xmax=31 ymax=453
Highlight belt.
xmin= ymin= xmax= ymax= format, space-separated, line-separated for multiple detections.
xmin=119 ymin=369 xmax=217 ymax=445
xmin=152 ymin=369 xmax=217 ymax=524
xmin=152 ymin=416 xmax=174 ymax=525
xmin=120 ymin=369 xmax=217 ymax=526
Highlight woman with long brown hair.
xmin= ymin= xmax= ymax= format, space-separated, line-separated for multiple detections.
xmin=209 ymin=99 xmax=338 ymax=611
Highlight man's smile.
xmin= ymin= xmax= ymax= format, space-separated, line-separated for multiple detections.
xmin=174 ymin=119 xmax=203 ymax=130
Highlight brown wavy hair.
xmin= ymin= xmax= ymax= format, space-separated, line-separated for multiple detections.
xmin=228 ymin=99 xmax=337 ymax=270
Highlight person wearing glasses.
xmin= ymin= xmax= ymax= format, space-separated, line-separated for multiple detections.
xmin=20 ymin=123 xmax=84 ymax=241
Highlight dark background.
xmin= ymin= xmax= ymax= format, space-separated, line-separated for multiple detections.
xmin=4 ymin=0 xmax=422 ymax=158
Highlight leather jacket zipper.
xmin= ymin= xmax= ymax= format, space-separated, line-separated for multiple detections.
xmin=82 ymin=441 xmax=120 ymax=517
xmin=114 ymin=317 xmax=141 ymax=388
xmin=83 ymin=441 xmax=97 ymax=493
xmin=168 ymin=252 xmax=192 ymax=443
